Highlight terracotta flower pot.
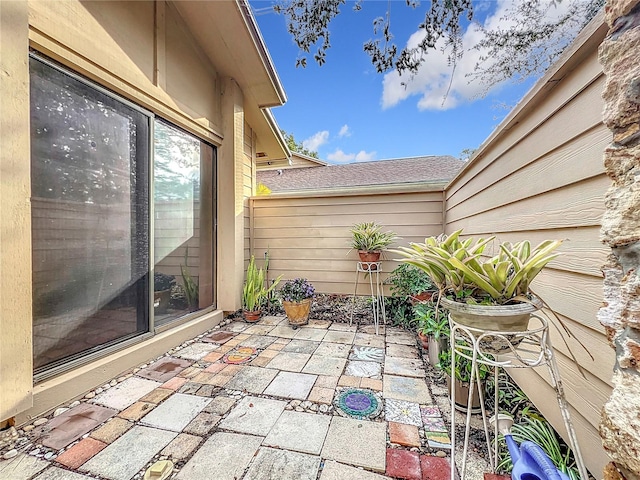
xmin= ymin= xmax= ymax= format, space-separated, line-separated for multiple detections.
xmin=358 ymin=250 xmax=381 ymax=268
xmin=417 ymin=331 xmax=430 ymax=349
xmin=410 ymin=291 xmax=434 ymax=305
xmin=242 ymin=309 xmax=261 ymax=323
xmin=283 ymin=298 xmax=311 ymax=327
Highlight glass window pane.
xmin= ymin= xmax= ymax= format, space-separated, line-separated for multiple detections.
xmin=30 ymin=56 xmax=150 ymax=372
xmin=153 ymin=120 xmax=214 ymax=325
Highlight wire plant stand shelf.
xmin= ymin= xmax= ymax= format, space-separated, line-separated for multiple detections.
xmin=349 ymin=261 xmax=386 ymax=335
xmin=448 ymin=313 xmax=589 ymax=480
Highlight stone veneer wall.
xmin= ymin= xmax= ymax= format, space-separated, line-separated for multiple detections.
xmin=598 ymin=1 xmax=640 ymax=479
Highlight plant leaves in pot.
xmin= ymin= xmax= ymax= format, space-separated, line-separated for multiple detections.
xmin=394 ymin=229 xmax=562 ymax=352
xmin=414 ymin=302 xmax=449 ymax=366
xmin=348 ymin=221 xmax=398 ymax=268
xmin=437 ymin=342 xmax=492 ymax=413
xmin=242 ymin=255 xmax=282 ymax=322
xmin=280 ymin=278 xmax=315 ymax=328
xmin=387 ymin=263 xmax=435 ymax=305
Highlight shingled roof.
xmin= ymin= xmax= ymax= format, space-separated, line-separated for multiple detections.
xmin=257 ymin=155 xmax=464 ymax=192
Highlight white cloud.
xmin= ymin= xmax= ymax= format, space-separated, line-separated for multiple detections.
xmin=327 ymin=149 xmax=376 ymax=163
xmin=381 ymin=0 xmax=574 ymax=111
xmin=338 ymin=124 xmax=351 ymax=137
xmin=355 ymin=150 xmax=376 ymax=162
xmin=302 ymin=130 xmax=329 ymax=151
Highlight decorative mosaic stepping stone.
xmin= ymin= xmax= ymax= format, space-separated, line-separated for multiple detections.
xmin=333 ymin=388 xmax=383 ymax=420
xmin=223 ymin=347 xmax=258 ymax=365
xmin=420 ymin=405 xmax=441 ymax=419
xmin=349 ymin=346 xmax=384 ymax=363
xmin=422 ymin=416 xmax=447 ymax=432
xmin=426 ymin=431 xmax=452 ymax=449
xmin=385 ymin=399 xmax=422 ymax=427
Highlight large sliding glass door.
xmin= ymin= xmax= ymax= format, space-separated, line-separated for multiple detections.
xmin=29 ymin=55 xmax=215 ymax=375
xmin=30 ymin=56 xmax=150 ymax=372
xmin=153 ymin=120 xmax=215 ymax=326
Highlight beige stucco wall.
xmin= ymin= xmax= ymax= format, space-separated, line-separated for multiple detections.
xmin=251 ymin=187 xmax=446 ymax=295
xmin=0 ymin=0 xmax=34 ymax=421
xmin=28 ymin=1 xmax=222 ymax=143
xmin=444 ymin=15 xmax=610 ymax=476
xmin=0 ymin=0 xmax=275 ymax=422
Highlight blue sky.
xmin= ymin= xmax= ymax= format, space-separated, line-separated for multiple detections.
xmin=250 ymin=1 xmax=544 ymax=164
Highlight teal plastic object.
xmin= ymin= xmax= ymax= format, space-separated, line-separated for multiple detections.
xmin=505 ymin=434 xmax=571 ymax=480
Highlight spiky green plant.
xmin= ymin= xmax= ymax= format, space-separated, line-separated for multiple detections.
xmin=243 ymin=255 xmax=282 ymax=311
xmin=349 ymin=222 xmax=398 ymax=253
xmin=394 ymin=229 xmax=562 ymax=305
xmin=496 ymin=415 xmax=580 ymax=480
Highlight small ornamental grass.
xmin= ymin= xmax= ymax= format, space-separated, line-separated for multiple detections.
xmin=280 ymin=278 xmax=315 ymax=303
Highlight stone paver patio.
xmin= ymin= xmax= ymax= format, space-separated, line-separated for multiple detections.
xmin=0 ymin=316 xmax=459 ymax=480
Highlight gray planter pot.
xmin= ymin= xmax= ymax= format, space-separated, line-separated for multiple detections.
xmin=427 ymin=335 xmax=448 ymax=367
xmin=440 ymin=295 xmax=543 ymax=353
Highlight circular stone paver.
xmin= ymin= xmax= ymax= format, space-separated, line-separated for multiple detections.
xmin=333 ymin=388 xmax=383 ymax=420
xmin=223 ymin=347 xmax=258 ymax=365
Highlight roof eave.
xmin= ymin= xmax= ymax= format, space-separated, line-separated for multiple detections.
xmin=172 ymin=0 xmax=287 ymax=109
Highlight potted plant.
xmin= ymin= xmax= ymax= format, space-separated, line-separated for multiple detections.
xmin=242 ymin=255 xmax=282 ymax=322
xmin=437 ymin=343 xmax=492 ymax=413
xmin=387 ymin=263 xmax=435 ymax=304
xmin=154 ymin=272 xmax=176 ymax=314
xmin=280 ymin=278 xmax=315 ymax=328
xmin=349 ymin=221 xmax=398 ymax=267
xmin=394 ymin=229 xmax=562 ymax=351
xmin=414 ymin=302 xmax=449 ymax=365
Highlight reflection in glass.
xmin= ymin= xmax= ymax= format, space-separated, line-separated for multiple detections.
xmin=30 ymin=56 xmax=149 ymax=372
xmin=153 ymin=120 xmax=214 ymax=326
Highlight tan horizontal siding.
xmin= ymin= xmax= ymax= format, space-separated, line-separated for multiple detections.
xmin=254 ymin=212 xmax=443 ymax=230
xmin=259 ymin=191 xmax=443 ymax=208
xmin=446 ymin=126 xmax=611 ymax=222
xmin=443 ymin=21 xmax=609 ymax=476
xmin=244 ymin=122 xmax=254 ymax=262
xmin=446 ymin=174 xmax=608 ymax=233
xmin=251 ymin=191 xmax=444 ymax=294
xmin=447 ymin=52 xmax=604 ymax=203
xmin=543 ymin=313 xmax=613 ymax=386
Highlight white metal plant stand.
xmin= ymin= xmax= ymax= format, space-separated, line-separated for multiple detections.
xmin=448 ymin=314 xmax=589 ymax=480
xmin=349 ymin=262 xmax=386 ymax=335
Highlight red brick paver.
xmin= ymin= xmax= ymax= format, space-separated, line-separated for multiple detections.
xmin=161 ymin=376 xmax=188 ymax=391
xmin=386 ymin=448 xmax=422 ymax=480
xmin=420 ymin=455 xmax=453 ymax=480
xmin=484 ymin=475 xmax=511 ymax=480
xmin=55 ymin=438 xmax=107 ymax=469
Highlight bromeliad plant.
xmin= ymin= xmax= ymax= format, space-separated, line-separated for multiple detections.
xmin=243 ymin=255 xmax=282 ymax=312
xmin=349 ymin=222 xmax=398 ymax=253
xmin=394 ymin=229 xmax=562 ymax=305
xmin=280 ymin=278 xmax=315 ymax=303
